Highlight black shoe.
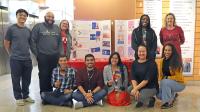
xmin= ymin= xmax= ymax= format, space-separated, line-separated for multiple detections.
xmin=41 ymin=100 xmax=48 ymax=105
xmin=148 ymin=97 xmax=155 ymax=108
xmin=161 ymin=102 xmax=173 ymax=109
xmin=135 ymin=102 xmax=143 ymax=108
xmin=172 ymin=93 xmax=179 ymax=104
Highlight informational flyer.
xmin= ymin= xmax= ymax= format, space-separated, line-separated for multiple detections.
xmin=115 ymin=20 xmax=139 ymax=59
xmin=144 ymin=0 xmax=162 ymax=56
xmin=170 ymin=0 xmax=196 ymax=75
xmin=71 ymin=20 xmax=111 ymax=59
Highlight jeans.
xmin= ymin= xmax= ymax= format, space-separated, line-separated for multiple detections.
xmin=37 ymin=53 xmax=59 ymax=93
xmin=41 ymin=90 xmax=72 ymax=106
xmin=10 ymin=58 xmax=32 ymax=100
xmin=128 ymin=85 xmax=157 ymax=104
xmin=72 ymin=89 xmax=107 ymax=107
xmin=157 ymin=79 xmax=185 ymax=103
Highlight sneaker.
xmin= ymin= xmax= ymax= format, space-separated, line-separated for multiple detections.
xmin=148 ymin=97 xmax=155 ymax=108
xmin=96 ymin=100 xmax=103 ymax=106
xmin=16 ymin=99 xmax=25 ymax=106
xmin=135 ymin=102 xmax=143 ymax=108
xmin=72 ymin=99 xmax=83 ymax=109
xmin=24 ymin=97 xmax=35 ymax=103
xmin=161 ymin=102 xmax=173 ymax=109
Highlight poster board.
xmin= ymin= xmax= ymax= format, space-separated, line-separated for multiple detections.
xmin=71 ymin=20 xmax=111 ymax=59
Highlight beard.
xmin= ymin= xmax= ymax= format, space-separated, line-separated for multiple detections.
xmin=44 ymin=18 xmax=55 ymax=25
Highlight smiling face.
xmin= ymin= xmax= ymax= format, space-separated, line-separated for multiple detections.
xmin=58 ymin=56 xmax=67 ymax=70
xmin=164 ymin=45 xmax=173 ymax=59
xmin=60 ymin=20 xmax=69 ymax=31
xmin=16 ymin=12 xmax=27 ymax=24
xmin=138 ymin=46 xmax=147 ymax=60
xmin=141 ymin=15 xmax=149 ymax=28
xmin=111 ymin=54 xmax=119 ymax=66
xmin=44 ymin=12 xmax=55 ymax=25
xmin=166 ymin=14 xmax=175 ymax=27
xmin=85 ymin=56 xmax=95 ymax=69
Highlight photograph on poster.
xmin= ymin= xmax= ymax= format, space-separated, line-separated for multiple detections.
xmin=183 ymin=58 xmax=192 ymax=73
xmin=117 ymin=46 xmax=124 ymax=57
xmin=90 ymin=34 xmax=96 ymax=40
xmin=128 ymin=47 xmax=134 ymax=58
xmin=92 ymin=22 xmax=99 ymax=29
xmin=102 ymin=49 xmax=111 ymax=55
xmin=91 ymin=47 xmax=101 ymax=53
xmin=102 ymin=41 xmax=110 ymax=47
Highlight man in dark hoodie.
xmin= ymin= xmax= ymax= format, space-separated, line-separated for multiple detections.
xmin=30 ymin=11 xmax=61 ymax=94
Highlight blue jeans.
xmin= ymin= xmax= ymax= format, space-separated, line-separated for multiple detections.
xmin=72 ymin=89 xmax=107 ymax=107
xmin=10 ymin=58 xmax=32 ymax=100
xmin=157 ymin=79 xmax=185 ymax=103
xmin=41 ymin=90 xmax=72 ymax=106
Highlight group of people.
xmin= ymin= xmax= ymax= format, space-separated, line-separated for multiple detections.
xmin=4 ymin=8 xmax=185 ymax=110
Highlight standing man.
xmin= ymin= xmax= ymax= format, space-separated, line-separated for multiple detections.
xmin=72 ymin=54 xmax=107 ymax=109
xmin=4 ymin=9 xmax=35 ymax=106
xmin=30 ymin=12 xmax=61 ymax=93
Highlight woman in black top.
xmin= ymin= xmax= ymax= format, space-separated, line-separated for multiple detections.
xmin=131 ymin=45 xmax=158 ymax=108
xmin=131 ymin=14 xmax=157 ymax=60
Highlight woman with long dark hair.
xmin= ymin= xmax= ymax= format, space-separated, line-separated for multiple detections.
xmin=103 ymin=52 xmax=130 ymax=106
xmin=157 ymin=43 xmax=185 ymax=109
xmin=131 ymin=14 xmax=157 ymax=60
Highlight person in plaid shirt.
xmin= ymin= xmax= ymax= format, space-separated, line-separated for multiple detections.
xmin=41 ymin=54 xmax=76 ymax=106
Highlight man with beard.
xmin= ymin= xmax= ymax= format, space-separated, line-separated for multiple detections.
xmin=30 ymin=12 xmax=61 ymax=94
xmin=72 ymin=54 xmax=107 ymax=109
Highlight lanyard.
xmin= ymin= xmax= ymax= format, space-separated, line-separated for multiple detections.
xmin=87 ymin=70 xmax=94 ymax=92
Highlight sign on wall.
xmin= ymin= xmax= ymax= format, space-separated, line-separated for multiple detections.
xmin=71 ymin=20 xmax=111 ymax=59
xmin=170 ymin=0 xmax=196 ymax=75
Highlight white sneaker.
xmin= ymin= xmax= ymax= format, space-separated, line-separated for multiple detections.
xmin=96 ymin=100 xmax=103 ymax=106
xmin=72 ymin=99 xmax=83 ymax=109
xmin=24 ymin=97 xmax=35 ymax=103
xmin=16 ymin=99 xmax=25 ymax=106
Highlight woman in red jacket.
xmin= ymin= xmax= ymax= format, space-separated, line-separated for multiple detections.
xmin=160 ymin=13 xmax=185 ymax=60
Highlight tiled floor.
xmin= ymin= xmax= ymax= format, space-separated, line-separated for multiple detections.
xmin=0 ymin=66 xmax=200 ymax=112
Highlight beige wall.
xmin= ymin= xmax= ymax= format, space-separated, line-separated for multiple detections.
xmin=74 ymin=0 xmax=135 ymax=20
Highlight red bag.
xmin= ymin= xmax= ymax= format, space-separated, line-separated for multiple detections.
xmin=107 ymin=90 xmax=131 ymax=106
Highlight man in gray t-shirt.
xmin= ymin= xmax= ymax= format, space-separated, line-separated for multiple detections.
xmin=4 ymin=9 xmax=35 ymax=106
xmin=30 ymin=11 xmax=61 ymax=94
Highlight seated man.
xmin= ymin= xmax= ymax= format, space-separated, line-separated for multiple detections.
xmin=72 ymin=54 xmax=107 ymax=109
xmin=41 ymin=54 xmax=76 ymax=106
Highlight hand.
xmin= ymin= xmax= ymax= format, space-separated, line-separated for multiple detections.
xmin=134 ymin=91 xmax=140 ymax=101
xmin=64 ymin=89 xmax=73 ymax=94
xmin=107 ymin=80 xmax=114 ymax=86
xmin=131 ymin=88 xmax=137 ymax=96
xmin=54 ymin=80 xmax=61 ymax=88
xmin=84 ymin=93 xmax=94 ymax=104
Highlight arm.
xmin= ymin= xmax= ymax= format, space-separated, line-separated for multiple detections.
xmin=131 ymin=30 xmax=138 ymax=51
xmin=30 ymin=24 xmax=39 ymax=56
xmin=179 ymin=27 xmax=185 ymax=45
xmin=4 ymin=40 xmax=11 ymax=55
xmin=123 ymin=65 xmax=128 ymax=88
xmin=159 ymin=28 xmax=164 ymax=45
xmin=152 ymin=30 xmax=157 ymax=56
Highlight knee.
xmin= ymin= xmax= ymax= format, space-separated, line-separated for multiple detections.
xmin=160 ymin=79 xmax=170 ymax=87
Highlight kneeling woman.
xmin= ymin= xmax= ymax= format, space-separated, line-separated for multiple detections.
xmin=131 ymin=45 xmax=159 ymax=108
xmin=157 ymin=43 xmax=185 ymax=109
xmin=103 ymin=52 xmax=131 ymax=106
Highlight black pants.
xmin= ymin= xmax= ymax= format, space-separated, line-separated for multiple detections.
xmin=37 ymin=53 xmax=59 ymax=93
xmin=10 ymin=58 xmax=32 ymax=100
